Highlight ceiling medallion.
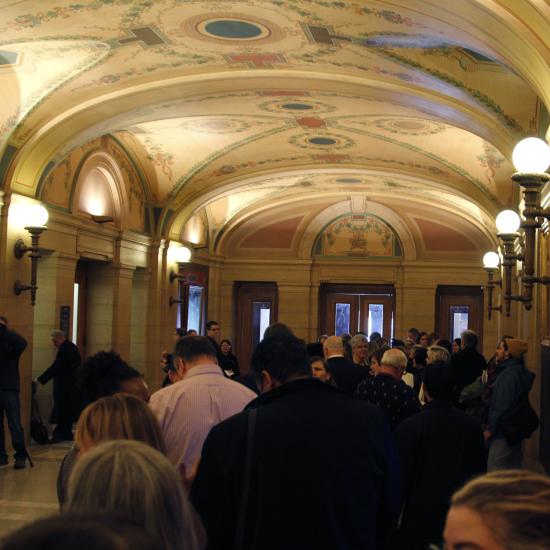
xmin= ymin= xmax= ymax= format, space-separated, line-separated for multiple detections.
xmin=289 ymin=132 xmax=354 ymax=150
xmin=374 ymin=118 xmax=446 ymax=135
xmin=180 ymin=118 xmax=251 ymax=134
xmin=259 ymin=98 xmax=336 ymax=114
xmin=182 ymin=13 xmax=284 ymax=45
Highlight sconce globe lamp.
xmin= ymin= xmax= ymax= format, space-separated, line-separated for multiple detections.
xmin=512 ymin=137 xmax=550 ymax=174
xmin=14 ymin=204 xmax=49 ymax=306
xmin=483 ymin=251 xmax=501 ymax=320
xmin=495 ymin=210 xmax=521 ymax=235
xmin=169 ymin=246 xmax=192 ymax=283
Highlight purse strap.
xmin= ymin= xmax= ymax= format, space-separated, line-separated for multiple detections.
xmin=234 ymin=408 xmax=257 ymax=550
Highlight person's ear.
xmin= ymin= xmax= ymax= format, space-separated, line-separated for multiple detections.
xmin=175 ymin=356 xmax=186 ymax=376
xmin=260 ymin=370 xmax=273 ymax=393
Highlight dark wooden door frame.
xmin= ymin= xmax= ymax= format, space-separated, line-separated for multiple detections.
xmin=319 ymin=283 xmax=395 ymax=337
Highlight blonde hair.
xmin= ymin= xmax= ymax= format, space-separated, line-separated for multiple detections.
xmin=75 ymin=394 xmax=166 ymax=455
xmin=67 ymin=440 xmax=204 ymax=550
xmin=451 ymin=470 xmax=550 ymax=549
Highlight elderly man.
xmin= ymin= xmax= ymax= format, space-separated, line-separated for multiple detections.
xmin=37 ymin=330 xmax=81 ymax=442
xmin=323 ymin=335 xmax=367 ymax=394
xmin=355 ymin=348 xmax=421 ymax=430
xmin=150 ymin=336 xmax=256 ymax=474
xmin=191 ymin=334 xmax=401 ymax=550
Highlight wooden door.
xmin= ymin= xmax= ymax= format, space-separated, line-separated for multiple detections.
xmin=436 ymin=286 xmax=483 ymax=348
xmin=359 ymin=295 xmax=394 ymax=339
xmin=234 ymin=282 xmax=278 ymax=374
xmin=74 ymin=261 xmax=88 ymax=358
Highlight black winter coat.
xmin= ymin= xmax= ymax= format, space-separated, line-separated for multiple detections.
xmin=191 ymin=378 xmax=401 ymax=550
xmin=0 ymin=324 xmax=27 ymax=391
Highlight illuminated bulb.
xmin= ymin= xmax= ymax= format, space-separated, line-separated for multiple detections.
xmin=495 ymin=210 xmax=520 ymax=234
xmin=26 ymin=204 xmax=49 ymax=228
xmin=483 ymin=251 xmax=500 ymax=269
xmin=512 ymin=137 xmax=550 ymax=173
xmin=174 ymin=246 xmax=192 ymax=263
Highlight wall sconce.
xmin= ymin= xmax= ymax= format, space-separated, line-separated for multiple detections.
xmin=169 ymin=246 xmax=192 ymax=283
xmin=169 ymin=296 xmax=183 ymax=307
xmin=495 ymin=209 xmax=526 ymax=317
xmin=13 ymin=204 xmax=49 ymax=306
xmin=483 ymin=251 xmax=501 ymax=320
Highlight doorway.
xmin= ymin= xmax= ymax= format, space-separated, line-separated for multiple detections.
xmin=435 ymin=286 xmax=483 ymax=348
xmin=233 ymin=282 xmax=278 ymax=373
xmin=319 ymin=284 xmax=395 ymax=338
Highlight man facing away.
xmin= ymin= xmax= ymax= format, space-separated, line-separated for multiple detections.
xmin=36 ymin=330 xmax=81 ymax=442
xmin=355 ymin=348 xmax=421 ymax=431
xmin=191 ymin=334 xmax=401 ymax=550
xmin=451 ymin=329 xmax=487 ymax=400
xmin=149 ymin=336 xmax=256 ymax=475
xmin=395 ymin=361 xmax=486 ymax=550
xmin=323 ymin=335 xmax=367 ymax=394
xmin=0 ymin=316 xmax=28 ymax=469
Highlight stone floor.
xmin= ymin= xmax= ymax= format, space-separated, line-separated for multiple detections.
xmin=0 ymin=443 xmax=71 ymax=540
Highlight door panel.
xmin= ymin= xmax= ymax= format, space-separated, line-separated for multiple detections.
xmin=436 ymin=286 xmax=483 ymax=348
xmin=234 ymin=282 xmax=278 ymax=374
xmin=319 ymin=284 xmax=395 ymax=338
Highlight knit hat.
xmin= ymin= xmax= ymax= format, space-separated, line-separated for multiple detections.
xmin=504 ymin=338 xmax=528 ymax=360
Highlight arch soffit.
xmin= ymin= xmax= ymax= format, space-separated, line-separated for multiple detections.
xmin=298 ymin=201 xmax=416 ymax=261
xmin=7 ymin=69 xmax=520 ymax=200
xmin=68 ymin=149 xmax=129 ymax=230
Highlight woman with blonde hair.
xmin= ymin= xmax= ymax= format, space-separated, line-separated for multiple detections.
xmin=67 ymin=440 xmax=205 ymax=550
xmin=444 ymin=470 xmax=550 ymax=550
xmin=75 ymin=393 xmax=166 ymax=455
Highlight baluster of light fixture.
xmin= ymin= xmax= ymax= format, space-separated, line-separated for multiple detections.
xmin=495 ymin=210 xmax=521 ymax=317
xmin=483 ymin=251 xmax=501 ymax=320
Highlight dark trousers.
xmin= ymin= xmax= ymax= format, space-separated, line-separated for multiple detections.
xmin=0 ymin=390 xmax=26 ymax=459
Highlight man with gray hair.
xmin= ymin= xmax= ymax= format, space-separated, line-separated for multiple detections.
xmin=36 ymin=330 xmax=81 ymax=442
xmin=427 ymin=345 xmax=451 ymax=365
xmin=323 ymin=335 xmax=367 ymax=394
xmin=355 ymin=348 xmax=421 ymax=430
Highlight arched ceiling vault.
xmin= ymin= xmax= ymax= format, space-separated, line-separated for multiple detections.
xmin=1 ymin=0 xmax=548 ymax=258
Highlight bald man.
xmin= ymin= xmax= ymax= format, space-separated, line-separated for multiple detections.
xmin=323 ymin=335 xmax=368 ymax=394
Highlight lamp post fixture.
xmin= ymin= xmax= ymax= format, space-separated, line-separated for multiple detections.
xmin=13 ymin=204 xmax=49 ymax=306
xmin=483 ymin=251 xmax=501 ymax=320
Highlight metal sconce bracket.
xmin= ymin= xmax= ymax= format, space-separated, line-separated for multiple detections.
xmin=169 ymin=270 xmax=184 ymax=283
xmin=484 ymin=268 xmax=502 ymax=320
xmin=169 ymin=296 xmax=183 ymax=307
xmin=13 ymin=226 xmax=46 ymax=306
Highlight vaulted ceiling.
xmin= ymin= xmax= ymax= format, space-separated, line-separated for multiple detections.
xmin=2 ymin=0 xmax=550 ymax=258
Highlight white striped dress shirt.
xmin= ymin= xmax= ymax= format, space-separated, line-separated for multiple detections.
xmin=149 ymin=364 xmax=257 ymax=471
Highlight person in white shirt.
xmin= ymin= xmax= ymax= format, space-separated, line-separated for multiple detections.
xmin=149 ymin=336 xmax=256 ymax=475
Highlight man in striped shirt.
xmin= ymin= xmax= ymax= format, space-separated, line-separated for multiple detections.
xmin=150 ymin=336 xmax=256 ymax=475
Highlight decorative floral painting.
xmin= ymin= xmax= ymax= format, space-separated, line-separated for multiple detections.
xmin=314 ymin=214 xmax=402 ymax=258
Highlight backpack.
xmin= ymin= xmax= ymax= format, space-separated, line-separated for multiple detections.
xmin=499 ymin=395 xmax=539 ymax=445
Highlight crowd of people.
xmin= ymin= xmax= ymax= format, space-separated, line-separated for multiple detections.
xmin=0 ymin=317 xmax=548 ymax=549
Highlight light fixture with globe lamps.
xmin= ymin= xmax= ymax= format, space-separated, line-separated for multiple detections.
xmin=13 ymin=204 xmax=50 ymax=306
xmin=482 ymin=251 xmax=502 ymax=320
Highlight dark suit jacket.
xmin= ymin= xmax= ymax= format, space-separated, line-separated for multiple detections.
xmin=326 ymin=355 xmax=368 ymax=395
xmin=395 ymin=401 xmax=486 ymax=550
xmin=0 ymin=325 xmax=27 ymax=391
xmin=451 ymin=347 xmax=487 ymax=397
xmin=38 ymin=339 xmax=81 ymax=423
xmin=191 ymin=378 xmax=401 ymax=550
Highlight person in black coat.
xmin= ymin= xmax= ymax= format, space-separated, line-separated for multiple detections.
xmin=395 ymin=361 xmax=486 ymax=550
xmin=190 ymin=334 xmax=401 ymax=550
xmin=0 ymin=316 xmax=28 ymax=468
xmin=37 ymin=330 xmax=81 ymax=442
xmin=323 ymin=335 xmax=367 ymax=394
xmin=218 ymin=339 xmax=240 ymax=377
xmin=451 ymin=329 xmax=487 ymax=400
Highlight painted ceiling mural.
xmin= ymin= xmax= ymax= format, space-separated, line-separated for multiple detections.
xmin=1 ymin=0 xmax=548 ymax=257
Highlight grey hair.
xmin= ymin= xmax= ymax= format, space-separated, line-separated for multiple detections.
xmin=381 ymin=348 xmax=407 ymax=370
xmin=66 ymin=440 xmax=203 ymax=550
xmin=350 ymin=334 xmax=368 ymax=348
xmin=428 ymin=345 xmax=451 ymax=365
xmin=50 ymin=329 xmax=66 ymax=339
